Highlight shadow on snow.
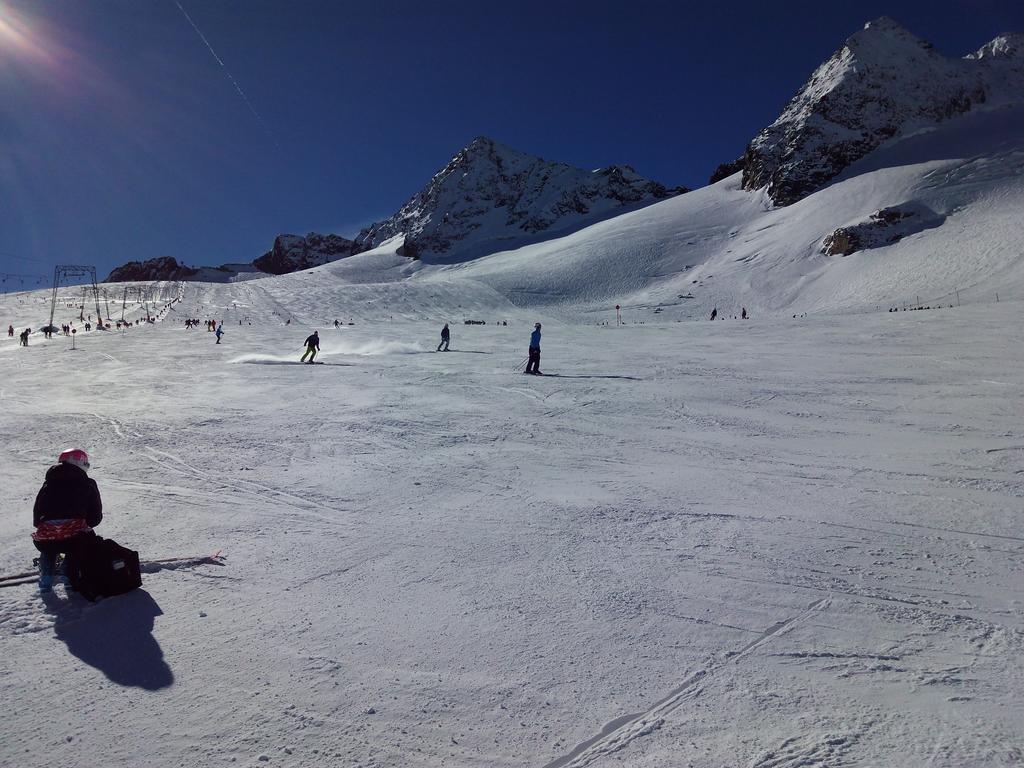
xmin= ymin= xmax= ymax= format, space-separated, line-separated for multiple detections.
xmin=42 ymin=589 xmax=174 ymax=690
xmin=539 ymin=374 xmax=641 ymax=380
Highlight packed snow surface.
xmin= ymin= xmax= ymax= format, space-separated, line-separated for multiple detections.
xmin=1 ymin=280 xmax=1022 ymax=767
xmin=2 ymin=52 xmax=1023 ymax=765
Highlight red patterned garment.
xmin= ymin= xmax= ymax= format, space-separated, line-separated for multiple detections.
xmin=32 ymin=518 xmax=92 ymax=542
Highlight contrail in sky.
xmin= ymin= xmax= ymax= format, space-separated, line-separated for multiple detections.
xmin=172 ymin=0 xmax=278 ymax=146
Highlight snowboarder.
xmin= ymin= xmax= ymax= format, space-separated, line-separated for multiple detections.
xmin=741 ymin=307 xmax=748 ymax=320
xmin=525 ymin=322 xmax=542 ymax=375
xmin=32 ymin=448 xmax=102 ymax=593
xmin=215 ymin=323 xmax=224 ymax=344
xmin=437 ymin=323 xmax=450 ymax=352
xmin=709 ymin=308 xmax=717 ymax=321
xmin=19 ymin=328 xmax=30 ymax=346
xmin=7 ymin=324 xmax=13 ymax=337
xmin=301 ymin=331 xmax=320 ymax=363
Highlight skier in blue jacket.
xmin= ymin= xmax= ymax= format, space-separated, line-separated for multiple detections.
xmin=525 ymin=322 xmax=542 ymax=375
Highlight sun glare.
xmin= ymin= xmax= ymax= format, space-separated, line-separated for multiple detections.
xmin=0 ymin=1 xmax=55 ymax=66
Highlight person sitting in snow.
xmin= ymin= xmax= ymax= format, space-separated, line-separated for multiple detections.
xmin=301 ymin=331 xmax=320 ymax=363
xmin=437 ymin=323 xmax=450 ymax=352
xmin=32 ymin=448 xmax=102 ymax=593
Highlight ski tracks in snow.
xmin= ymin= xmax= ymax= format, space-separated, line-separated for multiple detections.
xmin=142 ymin=447 xmax=350 ymax=528
xmin=746 ymin=729 xmax=863 ymax=768
xmin=543 ymin=598 xmax=831 ymax=768
xmin=89 ymin=411 xmax=352 ymax=528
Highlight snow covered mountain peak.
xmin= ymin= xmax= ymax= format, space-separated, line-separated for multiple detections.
xmin=968 ymin=33 xmax=1024 ymax=61
xmin=352 ymin=137 xmax=684 ymax=262
xmin=859 ymin=15 xmax=921 ymax=37
xmin=740 ymin=20 xmax=1022 ymax=206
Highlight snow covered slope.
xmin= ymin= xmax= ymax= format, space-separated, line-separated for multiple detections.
xmin=352 ymin=137 xmax=685 ymax=263
xmin=1 ymin=283 xmax=1022 ymax=767
xmin=428 ymin=103 xmax=1024 ymax=321
xmin=740 ymin=18 xmax=1024 ymax=205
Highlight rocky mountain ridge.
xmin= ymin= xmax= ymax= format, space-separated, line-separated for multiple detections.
xmin=352 ymin=137 xmax=686 ymax=262
xmin=733 ymin=18 xmax=1024 ymax=205
xmin=105 ymin=140 xmax=683 ymax=279
xmin=107 ymin=257 xmax=204 ymax=282
xmin=252 ymin=233 xmax=356 ymax=275
xmin=105 ymin=233 xmax=356 ymax=282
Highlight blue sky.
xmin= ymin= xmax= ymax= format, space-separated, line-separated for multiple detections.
xmin=2 ymin=0 xmax=1022 ymax=282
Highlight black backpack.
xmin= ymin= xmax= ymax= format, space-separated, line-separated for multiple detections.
xmin=66 ymin=536 xmax=142 ymax=601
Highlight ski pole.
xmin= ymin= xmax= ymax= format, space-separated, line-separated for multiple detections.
xmin=514 ymin=357 xmax=529 ymax=371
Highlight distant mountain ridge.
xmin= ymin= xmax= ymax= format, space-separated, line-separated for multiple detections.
xmin=105 ymin=233 xmax=355 ymax=282
xmin=352 ymin=136 xmax=686 ymax=262
xmin=252 ymin=233 xmax=356 ymax=275
xmin=733 ymin=18 xmax=1024 ymax=205
xmin=105 ymin=138 xmax=685 ymax=279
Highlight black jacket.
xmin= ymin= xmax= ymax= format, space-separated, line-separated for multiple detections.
xmin=33 ymin=463 xmax=103 ymax=527
xmin=305 ymin=334 xmax=319 ymax=348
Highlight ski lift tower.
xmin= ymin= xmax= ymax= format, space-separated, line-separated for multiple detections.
xmin=49 ymin=265 xmax=103 ymax=331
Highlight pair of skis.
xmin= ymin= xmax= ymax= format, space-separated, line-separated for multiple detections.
xmin=0 ymin=550 xmax=226 ymax=589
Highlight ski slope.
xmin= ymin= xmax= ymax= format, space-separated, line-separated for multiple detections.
xmin=438 ymin=104 xmax=1024 ymax=321
xmin=2 ymin=82 xmax=1023 ymax=768
xmin=1 ymin=277 xmax=1022 ymax=766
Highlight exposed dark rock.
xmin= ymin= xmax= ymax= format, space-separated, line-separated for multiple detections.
xmin=709 ymin=157 xmax=745 ymax=185
xmin=106 ymin=257 xmax=200 ymax=282
xmin=253 ymin=233 xmax=357 ymax=275
xmin=821 ymin=204 xmax=945 ymax=255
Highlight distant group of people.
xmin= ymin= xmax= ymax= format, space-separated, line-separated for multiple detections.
xmin=888 ymin=305 xmax=953 ymax=312
xmin=182 ymin=318 xmax=224 ymax=341
xmin=9 ymin=324 xmax=32 ymax=344
xmin=187 ymin=319 xmax=220 ymax=331
xmin=282 ymin=321 xmax=545 ymax=373
xmin=7 ymin=322 xmax=124 ymax=344
xmin=709 ymin=307 xmax=749 ymax=321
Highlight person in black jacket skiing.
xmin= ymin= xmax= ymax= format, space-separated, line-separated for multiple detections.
xmin=32 ymin=448 xmax=102 ymax=593
xmin=301 ymin=331 xmax=320 ymax=363
xmin=437 ymin=323 xmax=450 ymax=352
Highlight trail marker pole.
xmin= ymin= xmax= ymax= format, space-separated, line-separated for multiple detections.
xmin=615 ymin=304 xmax=621 ymax=325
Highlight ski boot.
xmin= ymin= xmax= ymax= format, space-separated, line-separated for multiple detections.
xmin=36 ymin=555 xmax=55 ymax=593
xmin=56 ymin=554 xmax=73 ymax=590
